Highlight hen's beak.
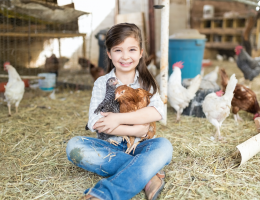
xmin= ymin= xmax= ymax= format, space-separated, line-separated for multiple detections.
xmin=3 ymin=66 xmax=7 ymax=71
xmin=113 ymin=79 xmax=118 ymax=85
xmin=115 ymin=92 xmax=120 ymax=100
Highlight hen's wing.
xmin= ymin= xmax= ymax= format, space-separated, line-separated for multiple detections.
xmin=94 ymin=99 xmax=119 ymax=114
xmin=168 ymin=83 xmax=190 ymax=109
xmin=136 ymin=88 xmax=153 ymax=108
xmin=4 ymin=80 xmax=25 ymax=104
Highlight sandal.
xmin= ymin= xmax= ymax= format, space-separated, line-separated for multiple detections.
xmin=145 ymin=170 xmax=165 ymax=200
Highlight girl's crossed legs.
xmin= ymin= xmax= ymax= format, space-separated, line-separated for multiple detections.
xmin=66 ymin=136 xmax=173 ymax=200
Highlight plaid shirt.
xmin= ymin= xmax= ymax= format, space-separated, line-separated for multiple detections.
xmin=88 ymin=68 xmax=164 ymax=140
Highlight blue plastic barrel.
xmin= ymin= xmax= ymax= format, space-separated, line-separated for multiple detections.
xmin=169 ymin=38 xmax=206 ymax=79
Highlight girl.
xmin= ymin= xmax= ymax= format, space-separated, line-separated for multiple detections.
xmin=66 ymin=23 xmax=173 ymax=200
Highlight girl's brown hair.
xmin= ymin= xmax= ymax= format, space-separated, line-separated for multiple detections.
xmin=105 ymin=23 xmax=157 ymax=94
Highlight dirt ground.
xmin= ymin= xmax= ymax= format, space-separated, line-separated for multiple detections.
xmin=1 ymin=60 xmax=260 ymax=199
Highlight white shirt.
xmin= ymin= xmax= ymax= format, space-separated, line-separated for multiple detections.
xmin=88 ymin=68 xmax=164 ymax=141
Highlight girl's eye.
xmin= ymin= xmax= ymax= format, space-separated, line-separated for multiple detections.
xmin=115 ymin=49 xmax=121 ymax=52
xmin=130 ymin=49 xmax=136 ymax=51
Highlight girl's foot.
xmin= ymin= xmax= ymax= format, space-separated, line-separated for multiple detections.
xmin=145 ymin=170 xmax=165 ymax=200
xmin=79 ymin=194 xmax=100 ymax=200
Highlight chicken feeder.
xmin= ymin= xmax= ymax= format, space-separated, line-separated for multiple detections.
xmin=169 ymin=29 xmax=206 ymax=79
xmin=182 ymin=79 xmax=220 ymax=118
xmin=38 ymin=73 xmax=56 ymax=91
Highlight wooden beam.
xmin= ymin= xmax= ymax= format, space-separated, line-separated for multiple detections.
xmin=0 ymin=74 xmax=45 ymax=79
xmin=0 ymin=32 xmax=86 ymax=38
xmin=82 ymin=35 xmax=86 ymax=59
xmin=199 ymin=28 xmax=256 ymax=35
xmin=115 ymin=0 xmax=119 ymax=24
xmin=148 ymin=0 xmax=155 ymax=62
xmin=58 ymin=38 xmax=61 ymax=57
xmin=205 ymin=42 xmax=239 ymax=49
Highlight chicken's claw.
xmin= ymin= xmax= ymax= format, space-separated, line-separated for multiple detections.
xmin=122 ymin=136 xmax=130 ymax=144
xmin=107 ymin=139 xmax=119 ymax=146
xmin=125 ymin=142 xmax=139 ymax=154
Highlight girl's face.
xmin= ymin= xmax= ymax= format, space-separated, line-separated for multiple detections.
xmin=107 ymin=37 xmax=143 ymax=74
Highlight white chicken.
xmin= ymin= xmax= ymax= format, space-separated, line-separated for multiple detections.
xmin=203 ymin=66 xmax=219 ymax=83
xmin=168 ymin=61 xmax=202 ymax=122
xmin=147 ymin=59 xmax=157 ymax=77
xmin=202 ymin=74 xmax=237 ymax=140
xmin=4 ymin=62 xmax=25 ymax=116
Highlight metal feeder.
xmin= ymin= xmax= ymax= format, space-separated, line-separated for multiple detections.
xmin=153 ymin=5 xmax=165 ymax=9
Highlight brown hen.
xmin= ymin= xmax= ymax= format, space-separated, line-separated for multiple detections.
xmin=115 ymin=85 xmax=156 ymax=153
xmin=220 ymin=68 xmax=260 ymax=122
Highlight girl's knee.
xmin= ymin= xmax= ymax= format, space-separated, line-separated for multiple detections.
xmin=155 ymin=137 xmax=173 ymax=163
xmin=66 ymin=136 xmax=80 ymax=153
xmin=66 ymin=136 xmax=90 ymax=157
xmin=156 ymin=137 xmax=173 ymax=153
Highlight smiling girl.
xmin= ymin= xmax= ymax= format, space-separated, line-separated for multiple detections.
xmin=66 ymin=23 xmax=173 ymax=200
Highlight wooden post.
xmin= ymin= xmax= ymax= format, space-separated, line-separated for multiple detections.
xmin=256 ymin=19 xmax=260 ymax=48
xmin=58 ymin=38 xmax=61 ymax=57
xmin=115 ymin=0 xmax=119 ymax=24
xmin=82 ymin=35 xmax=86 ymax=59
xmin=159 ymin=0 xmax=169 ymax=126
xmin=148 ymin=0 xmax=155 ymax=62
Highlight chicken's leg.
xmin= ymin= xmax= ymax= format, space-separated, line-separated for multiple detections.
xmin=214 ymin=125 xmax=223 ymax=141
xmin=176 ymin=110 xmax=181 ymax=122
xmin=15 ymin=106 xmax=18 ymax=114
xmin=7 ymin=104 xmax=11 ymax=116
xmin=234 ymin=113 xmax=243 ymax=124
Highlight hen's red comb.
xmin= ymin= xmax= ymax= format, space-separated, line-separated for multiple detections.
xmin=235 ymin=45 xmax=243 ymax=50
xmin=216 ymin=90 xmax=224 ymax=97
xmin=254 ymin=113 xmax=260 ymax=120
xmin=172 ymin=61 xmax=184 ymax=69
xmin=3 ymin=62 xmax=10 ymax=67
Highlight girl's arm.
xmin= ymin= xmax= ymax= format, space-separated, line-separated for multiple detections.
xmin=87 ymin=78 xmax=106 ymax=132
xmin=94 ymin=122 xmax=150 ymax=137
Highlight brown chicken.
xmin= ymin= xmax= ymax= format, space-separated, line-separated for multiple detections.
xmin=115 ymin=85 xmax=156 ymax=154
xmin=78 ymin=58 xmax=105 ymax=81
xmin=220 ymin=69 xmax=260 ymax=122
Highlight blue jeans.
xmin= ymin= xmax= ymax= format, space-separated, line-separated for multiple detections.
xmin=66 ymin=136 xmax=173 ymax=200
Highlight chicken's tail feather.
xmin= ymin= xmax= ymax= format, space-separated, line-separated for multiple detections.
xmin=219 ymin=68 xmax=229 ymax=91
xmin=223 ymin=74 xmax=237 ymax=102
xmin=187 ymin=74 xmax=202 ymax=99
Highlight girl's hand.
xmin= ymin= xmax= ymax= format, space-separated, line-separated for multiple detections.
xmin=133 ymin=124 xmax=149 ymax=137
xmin=93 ymin=112 xmax=121 ymax=134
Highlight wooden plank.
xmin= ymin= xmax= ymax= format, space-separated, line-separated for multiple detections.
xmin=205 ymin=42 xmax=239 ymax=49
xmin=0 ymin=32 xmax=86 ymax=38
xmin=233 ymin=19 xmax=238 ymax=28
xmin=148 ymin=0 xmax=155 ymax=61
xmin=223 ymin=18 xmax=227 ymax=28
xmin=200 ymin=16 xmax=247 ymax=21
xmin=256 ymin=19 xmax=260 ymax=47
xmin=199 ymin=28 xmax=256 ymax=35
xmin=115 ymin=0 xmax=119 ymax=24
xmin=82 ymin=35 xmax=86 ymax=59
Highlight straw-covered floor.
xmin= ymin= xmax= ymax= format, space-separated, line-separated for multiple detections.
xmin=1 ymin=60 xmax=260 ymax=199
